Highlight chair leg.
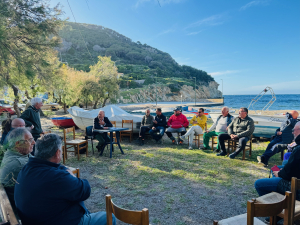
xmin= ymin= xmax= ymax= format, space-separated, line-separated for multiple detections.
xmin=86 ymin=142 xmax=88 ymax=157
xmin=77 ymin=145 xmax=80 ymax=160
xmin=63 ymin=147 xmax=66 ymax=164
xmin=91 ymin=138 xmax=94 ymax=155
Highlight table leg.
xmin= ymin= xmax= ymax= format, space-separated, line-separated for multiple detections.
xmin=116 ymin=131 xmax=124 ymax=154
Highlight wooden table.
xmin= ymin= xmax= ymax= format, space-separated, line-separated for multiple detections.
xmin=93 ymin=128 xmax=129 ymax=158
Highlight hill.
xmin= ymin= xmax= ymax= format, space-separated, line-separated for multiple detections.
xmin=56 ymin=22 xmax=216 ymax=90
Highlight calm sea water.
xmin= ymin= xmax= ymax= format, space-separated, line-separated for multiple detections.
xmin=223 ymin=94 xmax=300 ymax=110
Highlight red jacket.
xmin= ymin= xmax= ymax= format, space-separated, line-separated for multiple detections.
xmin=167 ymin=113 xmax=189 ymax=129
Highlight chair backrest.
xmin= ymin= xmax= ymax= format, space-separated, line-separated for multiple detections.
xmin=63 ymin=126 xmax=75 ymax=142
xmin=106 ymin=194 xmax=149 ymax=225
xmin=291 ymin=177 xmax=300 ymax=222
xmin=111 ymin=121 xmax=116 ymax=127
xmin=122 ymin=120 xmax=133 ymax=130
xmin=86 ymin=126 xmax=93 ymax=137
xmin=248 ymin=191 xmax=292 ymax=225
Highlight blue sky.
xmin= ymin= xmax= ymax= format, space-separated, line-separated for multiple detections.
xmin=50 ymin=0 xmax=300 ymax=95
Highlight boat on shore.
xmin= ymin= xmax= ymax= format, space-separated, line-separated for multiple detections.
xmin=51 ymin=117 xmax=76 ymax=128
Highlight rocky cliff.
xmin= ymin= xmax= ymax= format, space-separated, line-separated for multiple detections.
xmin=119 ymin=81 xmax=222 ymax=103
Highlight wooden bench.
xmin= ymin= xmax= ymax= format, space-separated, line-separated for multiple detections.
xmin=0 ymin=183 xmax=20 ymax=225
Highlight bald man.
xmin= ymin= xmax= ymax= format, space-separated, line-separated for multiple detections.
xmin=258 ymin=111 xmax=299 ymax=166
xmin=1 ymin=118 xmax=26 ymax=147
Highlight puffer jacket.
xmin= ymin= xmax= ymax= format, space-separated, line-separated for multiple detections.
xmin=275 ymin=112 xmax=298 ymax=144
xmin=228 ymin=115 xmax=255 ymax=138
xmin=167 ymin=113 xmax=189 ymax=129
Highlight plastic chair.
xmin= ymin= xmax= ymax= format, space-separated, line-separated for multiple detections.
xmin=85 ymin=126 xmax=94 ymax=154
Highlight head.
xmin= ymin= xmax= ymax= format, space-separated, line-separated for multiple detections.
xmin=293 ymin=122 xmax=300 ymax=139
xmin=156 ymin=108 xmax=162 ymax=116
xmin=7 ymin=127 xmax=35 ymax=155
xmin=11 ymin=118 xmax=25 ymax=128
xmin=221 ymin=106 xmax=229 ymax=117
xmin=35 ymin=134 xmax=63 ymax=164
xmin=198 ymin=108 xmax=205 ymax=117
xmin=145 ymin=109 xmax=150 ymax=116
xmin=31 ymin=97 xmax=43 ymax=110
xmin=98 ymin=110 xmax=105 ymax=119
xmin=238 ymin=107 xmax=248 ymax=119
xmin=290 ymin=110 xmax=299 ymax=119
xmin=174 ymin=108 xmax=181 ymax=116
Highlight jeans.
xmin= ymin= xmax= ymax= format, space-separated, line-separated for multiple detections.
xmin=78 ymin=211 xmax=116 ymax=225
xmin=149 ymin=126 xmax=165 ymax=141
xmin=255 ymin=177 xmax=282 ymax=196
xmin=262 ymin=139 xmax=287 ymax=163
xmin=165 ymin=127 xmax=186 ymax=140
xmin=182 ymin=126 xmax=203 ymax=147
xmin=218 ymin=133 xmax=249 ymax=155
xmin=203 ymin=131 xmax=224 ymax=150
xmin=139 ymin=126 xmax=151 ymax=139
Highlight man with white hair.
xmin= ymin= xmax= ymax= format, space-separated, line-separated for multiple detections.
xmin=15 ymin=133 xmax=116 ymax=225
xmin=202 ymin=106 xmax=234 ymax=151
xmin=0 ymin=127 xmax=34 ymax=210
xmin=20 ymin=97 xmax=44 ymax=147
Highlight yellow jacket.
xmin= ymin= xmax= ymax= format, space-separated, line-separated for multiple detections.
xmin=190 ymin=114 xmax=207 ymax=130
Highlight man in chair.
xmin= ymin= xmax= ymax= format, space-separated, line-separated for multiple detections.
xmin=149 ymin=108 xmax=166 ymax=144
xmin=93 ymin=110 xmax=113 ymax=152
xmin=166 ymin=108 xmax=189 ymax=144
xmin=217 ymin=107 xmax=254 ymax=159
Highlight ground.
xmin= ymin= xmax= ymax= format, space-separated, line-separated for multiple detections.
xmin=46 ymin=114 xmax=289 ymax=225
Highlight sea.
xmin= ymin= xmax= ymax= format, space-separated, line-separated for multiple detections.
xmin=223 ymin=94 xmax=300 ymax=110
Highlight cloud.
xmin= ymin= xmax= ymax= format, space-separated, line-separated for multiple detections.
xmin=157 ymin=28 xmax=176 ymax=36
xmin=185 ymin=14 xmax=225 ymax=29
xmin=240 ymin=1 xmax=269 ymax=11
xmin=134 ymin=0 xmax=186 ymax=8
xmin=209 ymin=70 xmax=240 ymax=76
xmin=186 ymin=30 xmax=202 ymax=36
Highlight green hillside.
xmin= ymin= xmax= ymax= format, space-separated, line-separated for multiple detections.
xmin=57 ymin=22 xmax=215 ymax=89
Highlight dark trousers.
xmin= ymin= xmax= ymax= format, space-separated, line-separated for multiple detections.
xmin=139 ymin=126 xmax=151 ymax=139
xmin=219 ymin=133 xmax=249 ymax=155
xmin=95 ymin=133 xmax=110 ymax=147
xmin=149 ymin=126 xmax=165 ymax=141
xmin=262 ymin=138 xmax=287 ymax=163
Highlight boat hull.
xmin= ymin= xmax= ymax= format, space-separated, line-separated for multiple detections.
xmin=51 ymin=117 xmax=76 ymax=128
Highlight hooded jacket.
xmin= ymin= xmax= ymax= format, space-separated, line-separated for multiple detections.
xmin=275 ymin=112 xmax=299 ymax=144
xmin=167 ymin=113 xmax=189 ymax=129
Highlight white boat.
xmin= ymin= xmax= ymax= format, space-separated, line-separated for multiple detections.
xmin=67 ymin=105 xmax=143 ymax=132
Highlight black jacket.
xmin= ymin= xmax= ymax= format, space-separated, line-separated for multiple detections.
xmin=153 ymin=113 xmax=167 ymax=128
xmin=93 ymin=116 xmax=112 ymax=131
xmin=275 ymin=112 xmax=298 ymax=144
xmin=278 ymin=134 xmax=300 ymax=180
xmin=20 ymin=106 xmax=42 ymax=137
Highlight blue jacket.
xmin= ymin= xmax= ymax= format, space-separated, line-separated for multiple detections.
xmin=153 ymin=113 xmax=167 ymax=128
xmin=15 ymin=158 xmax=91 ymax=225
xmin=274 ymin=113 xmax=298 ymax=144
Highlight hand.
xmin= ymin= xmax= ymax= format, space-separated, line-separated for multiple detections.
xmin=99 ymin=120 xmax=105 ymax=125
xmin=67 ymin=169 xmax=76 ymax=177
xmin=31 ymin=125 xmax=34 ymax=129
xmin=152 ymin=127 xmax=156 ymax=130
xmin=205 ymin=130 xmax=209 ymax=133
xmin=277 ymin=131 xmax=282 ymax=136
xmin=273 ymin=171 xmax=279 ymax=177
xmin=193 ymin=121 xmax=197 ymax=124
xmin=104 ymin=127 xmax=108 ymax=130
xmin=153 ymin=120 xmax=157 ymax=124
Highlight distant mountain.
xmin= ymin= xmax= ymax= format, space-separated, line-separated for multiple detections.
xmin=56 ymin=22 xmax=215 ymax=89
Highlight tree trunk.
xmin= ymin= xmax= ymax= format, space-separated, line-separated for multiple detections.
xmin=25 ymin=90 xmax=32 ymax=100
xmin=63 ymin=103 xmax=67 ymax=113
xmin=102 ymin=97 xmax=109 ymax=108
xmin=93 ymin=99 xmax=99 ymax=109
xmin=9 ymin=84 xmax=21 ymax=117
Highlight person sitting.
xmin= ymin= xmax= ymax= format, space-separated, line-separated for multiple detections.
xmin=149 ymin=108 xmax=166 ymax=144
xmin=93 ymin=110 xmax=113 ymax=152
xmin=14 ymin=133 xmax=116 ymax=225
xmin=0 ymin=119 xmax=12 ymax=145
xmin=1 ymin=118 xmax=26 ymax=148
xmin=202 ymin=106 xmax=234 ymax=151
xmin=181 ymin=108 xmax=207 ymax=150
xmin=257 ymin=110 xmax=299 ymax=166
xmin=217 ymin=107 xmax=255 ymax=159
xmin=166 ymin=108 xmax=189 ymax=144
xmin=138 ymin=109 xmax=154 ymax=146
xmin=0 ymin=127 xmax=34 ymax=211
xmin=255 ymin=121 xmax=300 ymax=200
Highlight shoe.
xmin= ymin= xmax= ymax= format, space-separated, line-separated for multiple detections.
xmin=140 ymin=139 xmax=144 ymax=146
xmin=229 ymin=153 xmax=237 ymax=159
xmin=171 ymin=139 xmax=176 ymax=144
xmin=257 ymin=156 xmax=268 ymax=167
xmin=216 ymin=151 xmax=227 ymax=156
xmin=178 ymin=140 xmax=183 ymax=145
xmin=188 ymin=146 xmax=193 ymax=150
xmin=264 ymin=216 xmax=282 ymax=224
xmin=200 ymin=146 xmax=210 ymax=150
xmin=181 ymin=135 xmax=186 ymax=140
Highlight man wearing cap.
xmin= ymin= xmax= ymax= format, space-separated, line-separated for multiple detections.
xmin=165 ymin=108 xmax=189 ymax=144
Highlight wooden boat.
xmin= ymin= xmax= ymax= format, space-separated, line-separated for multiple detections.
xmin=51 ymin=117 xmax=76 ymax=128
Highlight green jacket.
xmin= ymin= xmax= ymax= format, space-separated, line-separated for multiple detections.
xmin=228 ymin=115 xmax=255 ymax=138
xmin=20 ymin=105 xmax=42 ymax=137
xmin=141 ymin=115 xmax=154 ymax=128
xmin=0 ymin=149 xmax=32 ymax=187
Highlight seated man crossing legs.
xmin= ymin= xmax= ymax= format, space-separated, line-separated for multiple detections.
xmin=165 ymin=108 xmax=189 ymax=145
xmin=138 ymin=109 xmax=154 ymax=146
xmin=181 ymin=108 xmax=207 ymax=150
xmin=149 ymin=108 xmax=166 ymax=144
xmin=217 ymin=107 xmax=255 ymax=159
xmin=202 ymin=106 xmax=234 ymax=151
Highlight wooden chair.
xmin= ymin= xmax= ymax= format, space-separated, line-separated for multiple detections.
xmin=110 ymin=121 xmax=117 ymax=143
xmin=62 ymin=145 xmax=66 ymax=165
xmin=120 ymin=120 xmax=133 ymax=142
xmin=0 ymin=183 xmax=20 ymax=225
xmin=256 ymin=177 xmax=300 ymax=224
xmin=106 ymin=194 xmax=149 ymax=225
xmin=213 ymin=191 xmax=293 ymax=225
xmin=188 ymin=123 xmax=207 ymax=148
xmin=65 ymin=166 xmax=80 ymax=178
xmin=63 ymin=126 xmax=88 ymax=160
xmin=40 ymin=130 xmax=51 ymax=136
xmin=227 ymin=135 xmax=253 ymax=160
xmin=211 ymin=135 xmax=218 ymax=150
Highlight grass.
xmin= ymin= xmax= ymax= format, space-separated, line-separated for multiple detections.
xmin=49 ymin=121 xmax=284 ymax=224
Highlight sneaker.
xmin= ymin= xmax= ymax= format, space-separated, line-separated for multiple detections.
xmin=200 ymin=146 xmax=210 ymax=150
xmin=188 ymin=146 xmax=193 ymax=150
xmin=264 ymin=216 xmax=282 ymax=224
xmin=257 ymin=156 xmax=268 ymax=167
xmin=229 ymin=152 xmax=237 ymax=159
xmin=216 ymin=151 xmax=227 ymax=156
xmin=178 ymin=140 xmax=183 ymax=145
xmin=172 ymin=139 xmax=176 ymax=144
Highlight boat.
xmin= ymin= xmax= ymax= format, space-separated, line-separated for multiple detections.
xmin=51 ymin=117 xmax=76 ymax=128
xmin=67 ymin=105 xmax=143 ymax=132
xmin=209 ymin=87 xmax=300 ymax=138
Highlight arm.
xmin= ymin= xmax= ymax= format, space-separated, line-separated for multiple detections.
xmin=183 ymin=116 xmax=189 ymax=128
xmin=105 ymin=117 xmax=113 ymax=127
xmin=278 ymin=147 xmax=300 ymax=180
xmin=167 ymin=116 xmax=172 ymax=127
xmin=208 ymin=117 xmax=218 ymax=132
xmin=20 ymin=109 xmax=33 ymax=127
xmin=237 ymin=119 xmax=255 ymax=138
xmin=227 ymin=119 xmax=234 ymax=135
xmin=189 ymin=116 xmax=196 ymax=125
xmin=199 ymin=115 xmax=207 ymax=129
xmin=141 ymin=116 xmax=145 ymax=126
xmin=93 ymin=117 xmax=102 ymax=130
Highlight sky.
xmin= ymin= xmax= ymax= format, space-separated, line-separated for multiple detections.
xmin=49 ymin=0 xmax=300 ymax=95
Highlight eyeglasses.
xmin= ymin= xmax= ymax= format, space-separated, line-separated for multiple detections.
xmin=198 ymin=111 xmax=203 ymax=113
xmin=19 ymin=138 xmax=35 ymax=144
xmin=239 ymin=111 xmax=246 ymax=114
xmin=292 ymin=128 xmax=300 ymax=132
